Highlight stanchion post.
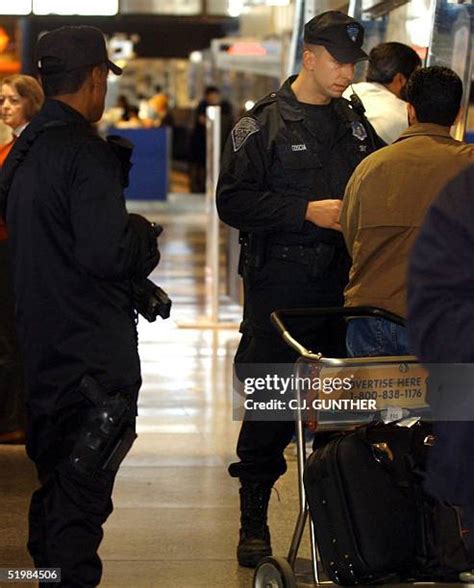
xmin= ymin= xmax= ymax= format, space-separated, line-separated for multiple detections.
xmin=206 ymin=105 xmax=221 ymax=324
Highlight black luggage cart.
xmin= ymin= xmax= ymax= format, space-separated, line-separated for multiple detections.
xmin=252 ymin=307 xmax=430 ymax=588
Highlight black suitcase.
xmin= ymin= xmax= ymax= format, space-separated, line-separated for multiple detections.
xmin=304 ymin=421 xmax=433 ymax=585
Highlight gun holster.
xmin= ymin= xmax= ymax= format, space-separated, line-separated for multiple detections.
xmin=238 ymin=232 xmax=267 ymax=275
xmin=70 ymin=375 xmax=137 ymax=475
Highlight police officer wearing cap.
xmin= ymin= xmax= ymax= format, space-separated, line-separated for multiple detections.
xmin=217 ymin=11 xmax=384 ymax=568
xmin=0 ymin=26 xmax=159 ymax=586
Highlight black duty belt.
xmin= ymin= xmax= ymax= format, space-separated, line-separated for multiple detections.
xmin=267 ymin=242 xmax=336 ymax=276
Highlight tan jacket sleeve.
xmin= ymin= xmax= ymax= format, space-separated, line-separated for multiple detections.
xmin=340 ymin=168 xmax=362 ymax=257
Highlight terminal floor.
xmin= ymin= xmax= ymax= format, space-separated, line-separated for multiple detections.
xmin=0 ymin=195 xmax=461 ymax=588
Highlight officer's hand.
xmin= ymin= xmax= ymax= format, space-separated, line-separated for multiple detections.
xmin=129 ymin=214 xmax=161 ymax=277
xmin=305 ymin=200 xmax=342 ymax=232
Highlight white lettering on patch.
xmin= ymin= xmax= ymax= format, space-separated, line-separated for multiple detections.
xmin=291 ymin=144 xmax=307 ymax=152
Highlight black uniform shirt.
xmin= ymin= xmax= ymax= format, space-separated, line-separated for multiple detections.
xmin=216 ymin=75 xmax=382 ymax=246
xmin=298 ymin=101 xmax=337 ymax=157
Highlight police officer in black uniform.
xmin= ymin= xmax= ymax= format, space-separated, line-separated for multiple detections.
xmin=216 ymin=11 xmax=384 ymax=567
xmin=0 ymin=27 xmax=159 ymax=587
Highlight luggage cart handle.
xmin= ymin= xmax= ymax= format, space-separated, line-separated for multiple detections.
xmin=271 ymin=306 xmax=405 ymax=358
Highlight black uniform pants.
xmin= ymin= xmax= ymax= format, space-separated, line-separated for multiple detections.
xmin=26 ymin=390 xmax=137 ymax=588
xmin=228 ymin=250 xmax=349 ymax=483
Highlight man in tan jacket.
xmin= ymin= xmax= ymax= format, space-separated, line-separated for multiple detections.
xmin=340 ymin=66 xmax=474 ymax=357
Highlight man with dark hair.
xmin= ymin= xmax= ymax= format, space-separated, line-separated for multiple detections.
xmin=340 ymin=66 xmax=473 ymax=357
xmin=0 ymin=26 xmax=159 ymax=586
xmin=366 ymin=42 xmax=421 ymax=87
xmin=406 ymin=64 xmax=463 ymax=126
xmin=344 ymin=42 xmax=421 ymax=143
xmin=217 ymin=10 xmax=383 ymax=568
xmin=40 ymin=63 xmax=104 ymax=97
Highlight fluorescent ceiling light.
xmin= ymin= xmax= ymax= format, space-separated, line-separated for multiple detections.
xmin=228 ymin=0 xmax=243 ymax=17
xmin=33 ymin=0 xmax=118 ymax=15
xmin=0 ymin=0 xmax=31 ymax=14
xmin=190 ymin=51 xmax=203 ymax=63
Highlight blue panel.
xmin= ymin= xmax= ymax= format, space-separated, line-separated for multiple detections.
xmin=465 ymin=131 xmax=474 ymax=144
xmin=108 ymin=127 xmax=169 ymax=200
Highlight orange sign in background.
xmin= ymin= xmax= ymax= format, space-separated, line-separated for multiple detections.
xmin=0 ymin=24 xmax=20 ymax=74
xmin=0 ymin=27 xmax=9 ymax=53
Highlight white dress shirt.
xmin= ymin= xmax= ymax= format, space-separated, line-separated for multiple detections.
xmin=343 ymin=82 xmax=409 ymax=144
xmin=13 ymin=123 xmax=28 ymax=138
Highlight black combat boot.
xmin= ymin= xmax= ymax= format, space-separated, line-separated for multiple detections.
xmin=237 ymin=481 xmax=273 ymax=567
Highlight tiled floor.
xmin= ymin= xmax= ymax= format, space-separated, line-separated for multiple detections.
xmin=1 ymin=195 xmax=458 ymax=588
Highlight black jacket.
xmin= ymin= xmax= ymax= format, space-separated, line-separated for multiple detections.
xmin=408 ymin=163 xmax=474 ymax=363
xmin=407 ymin=166 xmax=474 ymax=515
xmin=216 ymin=76 xmax=383 ymax=247
xmin=0 ymin=99 xmax=158 ymax=413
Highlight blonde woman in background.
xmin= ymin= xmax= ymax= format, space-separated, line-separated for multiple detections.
xmin=0 ymin=75 xmax=43 ymax=164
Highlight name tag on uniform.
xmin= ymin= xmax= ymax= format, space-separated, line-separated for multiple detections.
xmin=291 ymin=144 xmax=307 ymax=152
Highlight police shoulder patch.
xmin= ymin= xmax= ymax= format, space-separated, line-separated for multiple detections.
xmin=231 ymin=117 xmax=260 ymax=152
xmin=351 ymin=120 xmax=368 ymax=142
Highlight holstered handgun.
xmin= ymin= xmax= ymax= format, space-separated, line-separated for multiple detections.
xmin=70 ymin=375 xmax=137 ymax=475
xmin=238 ymin=231 xmax=267 ymax=275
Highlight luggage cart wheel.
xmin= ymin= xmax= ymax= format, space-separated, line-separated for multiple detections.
xmin=253 ymin=556 xmax=297 ymax=588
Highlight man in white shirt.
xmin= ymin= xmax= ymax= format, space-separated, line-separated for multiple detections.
xmin=344 ymin=42 xmax=421 ymax=144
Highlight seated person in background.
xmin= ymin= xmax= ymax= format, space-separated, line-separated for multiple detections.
xmin=340 ymin=66 xmax=474 ymax=357
xmin=116 ymin=93 xmax=132 ymax=121
xmin=149 ymin=85 xmax=169 ymax=125
xmin=116 ymin=105 xmax=143 ymax=128
xmin=343 ymin=42 xmax=421 ymax=144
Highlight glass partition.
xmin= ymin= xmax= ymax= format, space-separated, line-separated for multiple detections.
xmin=426 ymin=0 xmax=473 ymax=139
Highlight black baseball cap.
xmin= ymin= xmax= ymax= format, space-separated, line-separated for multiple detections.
xmin=36 ymin=26 xmax=122 ymax=76
xmin=304 ymin=11 xmax=368 ymax=64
